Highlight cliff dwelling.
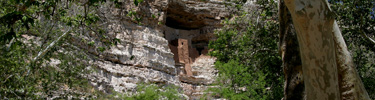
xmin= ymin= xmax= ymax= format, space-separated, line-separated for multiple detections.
xmin=163 ymin=2 xmax=220 ymax=77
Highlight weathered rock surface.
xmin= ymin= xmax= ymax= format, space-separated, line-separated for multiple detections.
xmin=180 ymin=56 xmax=217 ymax=99
xmin=72 ymin=0 xmax=237 ymax=99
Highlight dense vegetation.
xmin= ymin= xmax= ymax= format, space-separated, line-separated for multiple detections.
xmin=0 ymin=0 xmax=99 ymax=99
xmin=98 ymin=83 xmax=183 ymax=100
xmin=207 ymin=0 xmax=283 ymax=99
xmin=0 ymin=0 xmax=374 ymax=99
xmin=207 ymin=0 xmax=375 ymax=99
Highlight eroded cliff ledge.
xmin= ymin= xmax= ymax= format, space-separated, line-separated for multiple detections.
xmin=73 ymin=0 xmax=237 ymax=99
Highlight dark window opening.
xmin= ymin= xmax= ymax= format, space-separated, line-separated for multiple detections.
xmin=170 ymin=39 xmax=179 ymax=46
xmin=196 ymin=47 xmax=204 ymax=55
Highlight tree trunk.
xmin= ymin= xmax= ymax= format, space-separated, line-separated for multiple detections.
xmin=285 ymin=0 xmax=341 ymax=99
xmin=332 ymin=21 xmax=370 ymax=100
xmin=282 ymin=0 xmax=370 ymax=99
xmin=278 ymin=0 xmax=304 ymax=100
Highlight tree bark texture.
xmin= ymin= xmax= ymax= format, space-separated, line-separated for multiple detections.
xmin=332 ymin=21 xmax=370 ymax=100
xmin=281 ymin=0 xmax=370 ymax=99
xmin=278 ymin=0 xmax=305 ymax=100
xmin=284 ymin=0 xmax=341 ymax=99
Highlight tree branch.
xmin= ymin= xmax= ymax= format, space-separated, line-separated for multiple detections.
xmin=33 ymin=28 xmax=71 ymax=62
xmin=27 ymin=27 xmax=71 ymax=75
xmin=360 ymin=30 xmax=375 ymax=45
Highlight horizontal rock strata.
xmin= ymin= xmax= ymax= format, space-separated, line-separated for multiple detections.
xmin=74 ymin=0 xmax=240 ymax=99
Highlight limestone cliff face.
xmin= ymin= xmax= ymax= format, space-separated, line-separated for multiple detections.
xmin=73 ymin=0 xmax=237 ymax=98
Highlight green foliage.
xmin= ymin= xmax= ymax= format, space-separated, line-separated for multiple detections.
xmin=88 ymin=41 xmax=95 ymax=46
xmin=127 ymin=10 xmax=142 ymax=24
xmin=0 ymin=0 xmax=108 ymax=99
xmin=134 ymin=0 xmax=144 ymax=6
xmin=109 ymin=83 xmax=183 ymax=100
xmin=0 ymin=41 xmax=35 ymax=99
xmin=207 ymin=60 xmax=269 ymax=100
xmin=0 ymin=32 xmax=94 ymax=99
xmin=207 ymin=0 xmax=283 ymax=99
xmin=98 ymin=47 xmax=106 ymax=52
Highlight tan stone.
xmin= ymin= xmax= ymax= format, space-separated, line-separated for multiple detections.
xmin=177 ymin=39 xmax=189 ymax=63
xmin=178 ymin=39 xmax=194 ymax=76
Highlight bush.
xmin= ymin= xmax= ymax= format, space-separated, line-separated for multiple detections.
xmin=207 ymin=1 xmax=283 ymax=99
xmin=207 ymin=60 xmax=269 ymax=100
xmin=109 ymin=84 xmax=183 ymax=100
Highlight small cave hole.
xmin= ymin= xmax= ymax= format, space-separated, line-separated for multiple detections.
xmin=196 ymin=47 xmax=204 ymax=55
